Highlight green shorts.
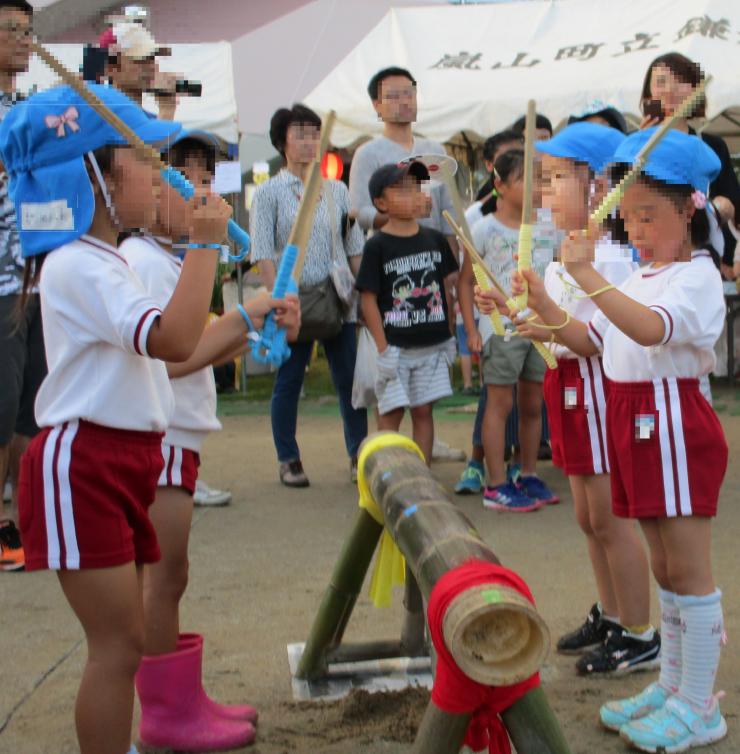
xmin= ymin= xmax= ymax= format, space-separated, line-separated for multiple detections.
xmin=481 ymin=334 xmax=546 ymax=386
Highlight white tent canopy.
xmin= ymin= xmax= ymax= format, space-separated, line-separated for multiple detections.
xmin=16 ymin=43 xmax=239 ymax=145
xmin=305 ymin=0 xmax=740 ymax=150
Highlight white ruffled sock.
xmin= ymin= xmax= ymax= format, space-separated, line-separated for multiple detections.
xmin=657 ymin=588 xmax=682 ymax=694
xmin=675 ymin=589 xmax=724 ymax=711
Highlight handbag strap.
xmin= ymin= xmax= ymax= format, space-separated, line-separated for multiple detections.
xmin=324 ymin=180 xmax=340 ymax=264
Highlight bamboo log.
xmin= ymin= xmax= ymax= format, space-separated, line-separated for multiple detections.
xmin=295 ymin=509 xmax=383 ymax=679
xmin=362 ymin=445 xmax=548 ymax=684
xmin=400 ymin=565 xmax=428 ymax=657
xmin=503 ymin=686 xmax=572 ymax=754
xmin=362 ymin=441 xmax=570 ymax=754
xmin=411 ymin=702 xmax=471 ymax=754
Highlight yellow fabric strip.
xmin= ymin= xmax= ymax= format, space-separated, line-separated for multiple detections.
xmin=357 ymin=433 xmax=426 ymax=608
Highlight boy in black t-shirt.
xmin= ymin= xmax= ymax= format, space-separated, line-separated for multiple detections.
xmin=355 ymin=161 xmax=458 ymax=463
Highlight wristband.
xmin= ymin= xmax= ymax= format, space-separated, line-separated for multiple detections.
xmin=236 ymin=304 xmax=260 ymax=342
xmin=185 ymin=243 xmax=222 ymax=249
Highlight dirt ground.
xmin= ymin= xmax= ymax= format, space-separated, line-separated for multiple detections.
xmin=1 ymin=393 xmax=739 ymax=754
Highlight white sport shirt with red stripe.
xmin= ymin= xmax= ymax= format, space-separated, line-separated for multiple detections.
xmin=588 ymin=250 xmax=724 ymax=382
xmin=35 ymin=235 xmax=174 ymax=431
xmin=122 ymin=235 xmax=222 ymax=452
xmin=544 ymin=237 xmax=636 ymax=359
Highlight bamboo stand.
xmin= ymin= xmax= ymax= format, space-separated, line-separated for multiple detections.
xmin=296 ymin=436 xmax=571 ymax=754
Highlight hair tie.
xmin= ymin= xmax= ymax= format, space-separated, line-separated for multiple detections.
xmin=691 ymin=190 xmax=707 ymax=210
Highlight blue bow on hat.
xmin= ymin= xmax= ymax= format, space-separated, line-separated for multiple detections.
xmin=536 ymin=122 xmax=626 ymax=174
xmin=612 ymin=128 xmax=721 ymax=194
xmin=0 ymin=83 xmax=181 ymax=257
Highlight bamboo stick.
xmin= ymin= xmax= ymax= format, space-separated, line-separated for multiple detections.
xmin=295 ymin=509 xmax=383 ymax=679
xmin=439 ymin=164 xmax=505 ymax=336
xmin=589 ymin=78 xmax=710 ymax=226
xmin=444 ymin=210 xmax=557 ymax=369
xmin=514 ymin=99 xmax=537 ymax=310
xmin=292 ymin=110 xmax=336 ymax=281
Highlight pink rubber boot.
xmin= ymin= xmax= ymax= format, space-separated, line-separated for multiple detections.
xmin=177 ymin=633 xmax=259 ymax=724
xmin=136 ymin=642 xmax=255 ymax=752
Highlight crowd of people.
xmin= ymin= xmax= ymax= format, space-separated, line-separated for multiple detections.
xmin=0 ymin=1 xmax=736 ymax=753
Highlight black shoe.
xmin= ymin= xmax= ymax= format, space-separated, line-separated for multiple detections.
xmin=576 ymin=627 xmax=661 ymax=676
xmin=557 ymin=603 xmax=612 ymax=655
xmin=279 ymin=460 xmax=310 ymax=488
xmin=537 ymin=441 xmax=552 ymax=461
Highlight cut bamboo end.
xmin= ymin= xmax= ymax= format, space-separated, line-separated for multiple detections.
xmin=442 ymin=583 xmax=550 ymax=686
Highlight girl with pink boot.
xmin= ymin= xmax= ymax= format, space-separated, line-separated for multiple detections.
xmin=123 ymin=133 xmax=300 ymax=752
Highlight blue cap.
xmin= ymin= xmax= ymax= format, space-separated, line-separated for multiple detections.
xmin=536 ymin=122 xmax=626 ymax=174
xmin=612 ymin=128 xmax=720 ymax=194
xmin=0 ymin=83 xmax=181 ymax=257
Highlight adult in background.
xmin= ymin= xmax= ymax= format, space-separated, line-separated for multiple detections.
xmin=641 ymin=52 xmax=740 ymax=278
xmin=511 ymin=112 xmax=553 ymax=143
xmin=0 ymin=0 xmax=35 ymax=571
xmin=349 ymin=66 xmax=456 ymax=239
xmin=98 ymin=19 xmax=178 ymax=120
xmin=251 ymin=104 xmax=368 ymax=487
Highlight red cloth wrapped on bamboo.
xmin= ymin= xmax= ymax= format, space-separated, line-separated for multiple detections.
xmin=427 ymin=559 xmax=540 ymax=754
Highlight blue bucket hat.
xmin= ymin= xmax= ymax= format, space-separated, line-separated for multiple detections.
xmin=0 ymin=83 xmax=181 ymax=257
xmin=536 ymin=122 xmax=626 ymax=174
xmin=611 ymin=127 xmax=721 ymax=194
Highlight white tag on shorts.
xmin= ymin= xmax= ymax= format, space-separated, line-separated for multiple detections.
xmin=564 ymin=386 xmax=578 ymax=408
xmin=21 ymin=200 xmax=74 ymax=231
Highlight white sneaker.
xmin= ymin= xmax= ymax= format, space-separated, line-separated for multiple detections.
xmin=2 ymin=481 xmax=11 ymax=503
xmin=193 ymin=480 xmax=231 ymax=506
xmin=431 ymin=439 xmax=466 ymax=462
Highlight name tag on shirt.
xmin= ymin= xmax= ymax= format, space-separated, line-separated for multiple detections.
xmin=635 ymin=414 xmax=656 ymax=441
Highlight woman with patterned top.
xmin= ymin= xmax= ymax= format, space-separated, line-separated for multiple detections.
xmin=250 ymin=104 xmax=368 ymax=488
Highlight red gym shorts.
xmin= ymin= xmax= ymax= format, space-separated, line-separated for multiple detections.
xmin=18 ymin=420 xmax=164 ymax=571
xmin=543 ymin=356 xmax=610 ymax=476
xmin=158 ymin=442 xmax=200 ymax=496
xmin=606 ymin=378 xmax=727 ymax=519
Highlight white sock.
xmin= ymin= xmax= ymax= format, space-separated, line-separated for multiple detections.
xmin=675 ymin=589 xmax=723 ymax=711
xmin=657 ymin=588 xmax=681 ymax=694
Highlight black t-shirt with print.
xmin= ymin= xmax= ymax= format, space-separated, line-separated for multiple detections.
xmin=356 ymin=226 xmax=458 ymax=348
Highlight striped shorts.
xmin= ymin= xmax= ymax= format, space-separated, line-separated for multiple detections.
xmin=376 ymin=340 xmax=454 ymax=415
xmin=18 ymin=420 xmax=162 ymax=571
xmin=607 ymin=378 xmax=727 ymax=519
xmin=158 ymin=443 xmax=200 ymax=496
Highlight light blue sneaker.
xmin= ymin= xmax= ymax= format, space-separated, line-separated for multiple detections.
xmin=455 ymin=460 xmax=485 ymax=495
xmin=620 ymin=695 xmax=727 ymax=752
xmin=506 ymin=462 xmax=521 ymax=484
xmin=600 ymin=682 xmax=671 ymax=732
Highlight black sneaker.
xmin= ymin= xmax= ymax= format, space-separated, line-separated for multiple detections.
xmin=576 ymin=627 xmax=661 ymax=676
xmin=557 ymin=603 xmax=612 ymax=655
